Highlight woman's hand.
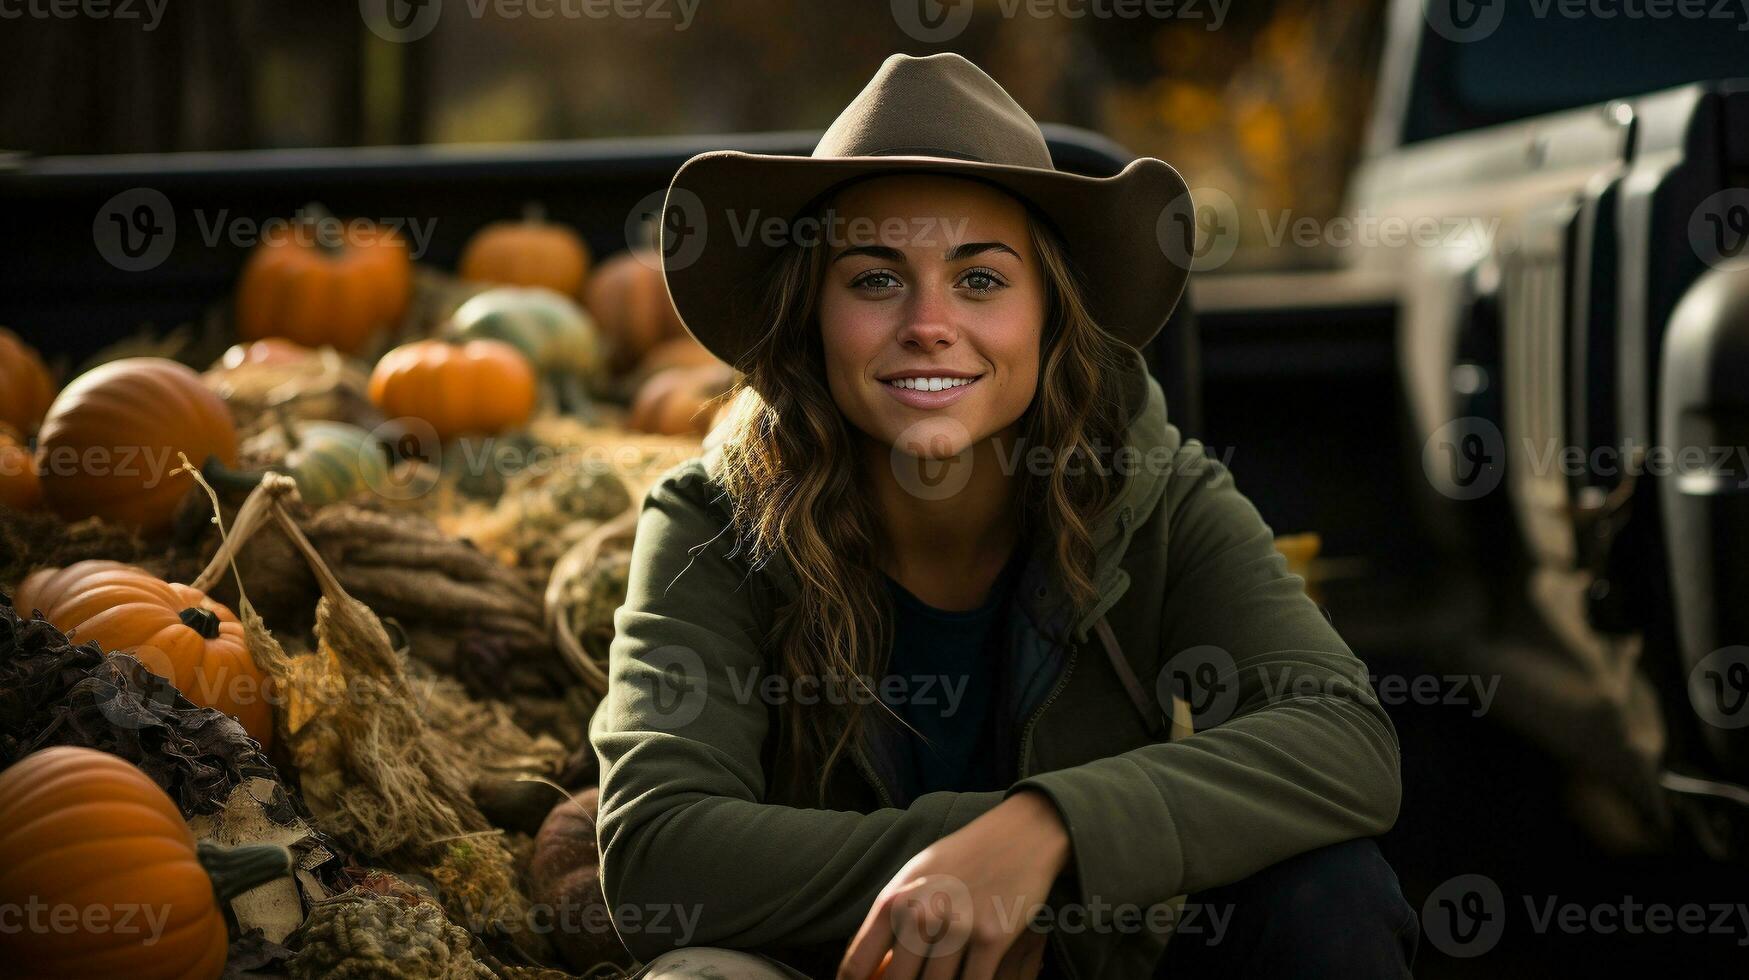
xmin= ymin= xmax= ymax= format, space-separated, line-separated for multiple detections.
xmin=838 ymin=790 xmax=1070 ymax=980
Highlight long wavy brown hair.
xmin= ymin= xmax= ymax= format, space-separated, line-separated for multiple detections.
xmin=712 ymin=177 xmax=1137 ymax=805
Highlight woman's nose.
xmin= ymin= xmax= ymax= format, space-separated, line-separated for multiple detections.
xmin=895 ymin=285 xmax=958 ymax=350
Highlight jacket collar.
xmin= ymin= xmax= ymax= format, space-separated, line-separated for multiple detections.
xmin=702 ymin=346 xmax=1173 ymax=643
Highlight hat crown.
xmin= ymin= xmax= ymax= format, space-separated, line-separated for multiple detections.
xmin=813 ymin=53 xmax=1054 ymax=170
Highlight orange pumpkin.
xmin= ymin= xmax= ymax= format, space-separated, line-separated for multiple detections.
xmin=367 ymin=338 xmax=537 ymax=441
xmin=0 ymin=427 xmax=41 ymax=511
xmin=460 ymin=204 xmax=592 ymax=298
xmin=235 ymin=206 xmax=412 ymax=354
xmin=35 ymin=357 xmax=239 ymax=532
xmin=628 ymin=364 xmax=735 ymax=437
xmin=0 ymin=326 xmax=56 ymax=436
xmin=584 ymin=250 xmax=686 ymax=374
xmin=0 ymin=746 xmax=290 ymax=980
xmin=14 ymin=561 xmax=273 ymax=747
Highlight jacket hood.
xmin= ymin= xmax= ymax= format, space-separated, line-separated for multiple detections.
xmin=700 ymin=344 xmax=1176 ymax=643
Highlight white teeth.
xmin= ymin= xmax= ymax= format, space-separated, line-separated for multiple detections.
xmin=887 ymin=376 xmax=975 ymax=390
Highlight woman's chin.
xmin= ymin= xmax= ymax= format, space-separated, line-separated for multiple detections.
xmin=882 ymin=414 xmax=977 ymax=461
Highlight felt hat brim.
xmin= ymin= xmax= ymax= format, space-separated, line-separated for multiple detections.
xmin=658 ymin=149 xmax=1194 ymax=368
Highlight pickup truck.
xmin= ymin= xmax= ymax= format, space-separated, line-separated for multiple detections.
xmin=1192 ymin=0 xmax=1749 ymax=855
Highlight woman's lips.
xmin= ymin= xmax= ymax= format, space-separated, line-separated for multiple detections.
xmin=880 ymin=375 xmax=982 ymax=409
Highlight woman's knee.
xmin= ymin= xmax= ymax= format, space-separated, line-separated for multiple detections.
xmin=1266 ymin=837 xmax=1415 ymax=935
xmin=1164 ymin=837 xmax=1418 ymax=978
xmin=631 ymin=946 xmax=806 ymax=979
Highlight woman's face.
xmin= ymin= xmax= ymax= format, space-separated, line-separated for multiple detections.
xmin=818 ymin=174 xmax=1045 ymax=460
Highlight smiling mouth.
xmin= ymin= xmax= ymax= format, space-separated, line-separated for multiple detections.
xmin=881 ymin=375 xmax=983 ymax=391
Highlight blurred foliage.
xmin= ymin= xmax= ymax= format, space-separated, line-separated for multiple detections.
xmin=1 ymin=0 xmax=1385 ymax=268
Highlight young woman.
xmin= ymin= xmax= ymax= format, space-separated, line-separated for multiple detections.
xmin=589 ymin=53 xmax=1416 ymax=980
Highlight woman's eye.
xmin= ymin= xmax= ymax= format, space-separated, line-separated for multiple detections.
xmin=851 ymin=270 xmax=900 ymax=292
xmin=960 ymin=268 xmax=1007 ymax=293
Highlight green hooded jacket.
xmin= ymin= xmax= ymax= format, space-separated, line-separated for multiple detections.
xmin=588 ymin=347 xmax=1402 ymax=979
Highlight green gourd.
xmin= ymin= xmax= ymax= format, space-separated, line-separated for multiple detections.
xmin=447 ymin=286 xmax=604 ymax=416
xmin=206 ymin=420 xmax=388 ymax=508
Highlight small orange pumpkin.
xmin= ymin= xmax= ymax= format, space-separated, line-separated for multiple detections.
xmin=628 ymin=364 xmax=735 ymax=437
xmin=14 ymin=561 xmax=273 ymax=748
xmin=0 ymin=427 xmax=41 ymax=511
xmin=35 ymin=357 xmax=239 ymax=532
xmin=0 ymin=326 xmax=57 ymax=436
xmin=0 ymin=746 xmax=291 ymax=980
xmin=584 ymin=250 xmax=687 ymax=375
xmin=367 ymin=338 xmax=537 ymax=441
xmin=460 ymin=204 xmax=592 ymax=298
xmin=235 ymin=205 xmax=412 ymax=354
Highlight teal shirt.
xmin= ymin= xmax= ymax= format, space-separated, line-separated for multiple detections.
xmin=878 ymin=547 xmax=1029 ymax=802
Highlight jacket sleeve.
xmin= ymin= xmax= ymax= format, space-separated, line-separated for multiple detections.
xmin=589 ymin=463 xmax=1007 ymax=962
xmin=1005 ymin=439 xmax=1402 ymax=914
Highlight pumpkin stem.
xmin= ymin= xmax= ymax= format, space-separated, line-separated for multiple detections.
xmin=179 ymin=605 xmax=223 ymax=639
xmin=201 ymin=456 xmax=268 ymax=495
xmin=522 ymin=201 xmax=546 ymax=225
xmin=197 ymin=841 xmax=292 ymax=903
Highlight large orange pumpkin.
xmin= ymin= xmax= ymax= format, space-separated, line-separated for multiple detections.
xmin=235 ymin=207 xmax=412 ymax=354
xmin=0 ymin=746 xmax=290 ymax=980
xmin=0 ymin=326 xmax=56 ymax=436
xmin=583 ymin=250 xmax=687 ymax=374
xmin=0 ymin=427 xmax=41 ymax=511
xmin=14 ymin=561 xmax=273 ymax=748
xmin=459 ymin=204 xmax=592 ymax=298
xmin=367 ymin=338 xmax=537 ymax=441
xmin=35 ymin=357 xmax=239 ymax=532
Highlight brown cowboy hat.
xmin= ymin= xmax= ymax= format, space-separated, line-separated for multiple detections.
xmin=657 ymin=51 xmax=1194 ymax=368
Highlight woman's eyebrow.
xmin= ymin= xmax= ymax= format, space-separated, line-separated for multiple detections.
xmin=830 ymin=241 xmax=1022 ymax=264
xmin=831 ymin=244 xmax=906 ymax=265
xmin=947 ymin=241 xmax=1021 ymax=262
